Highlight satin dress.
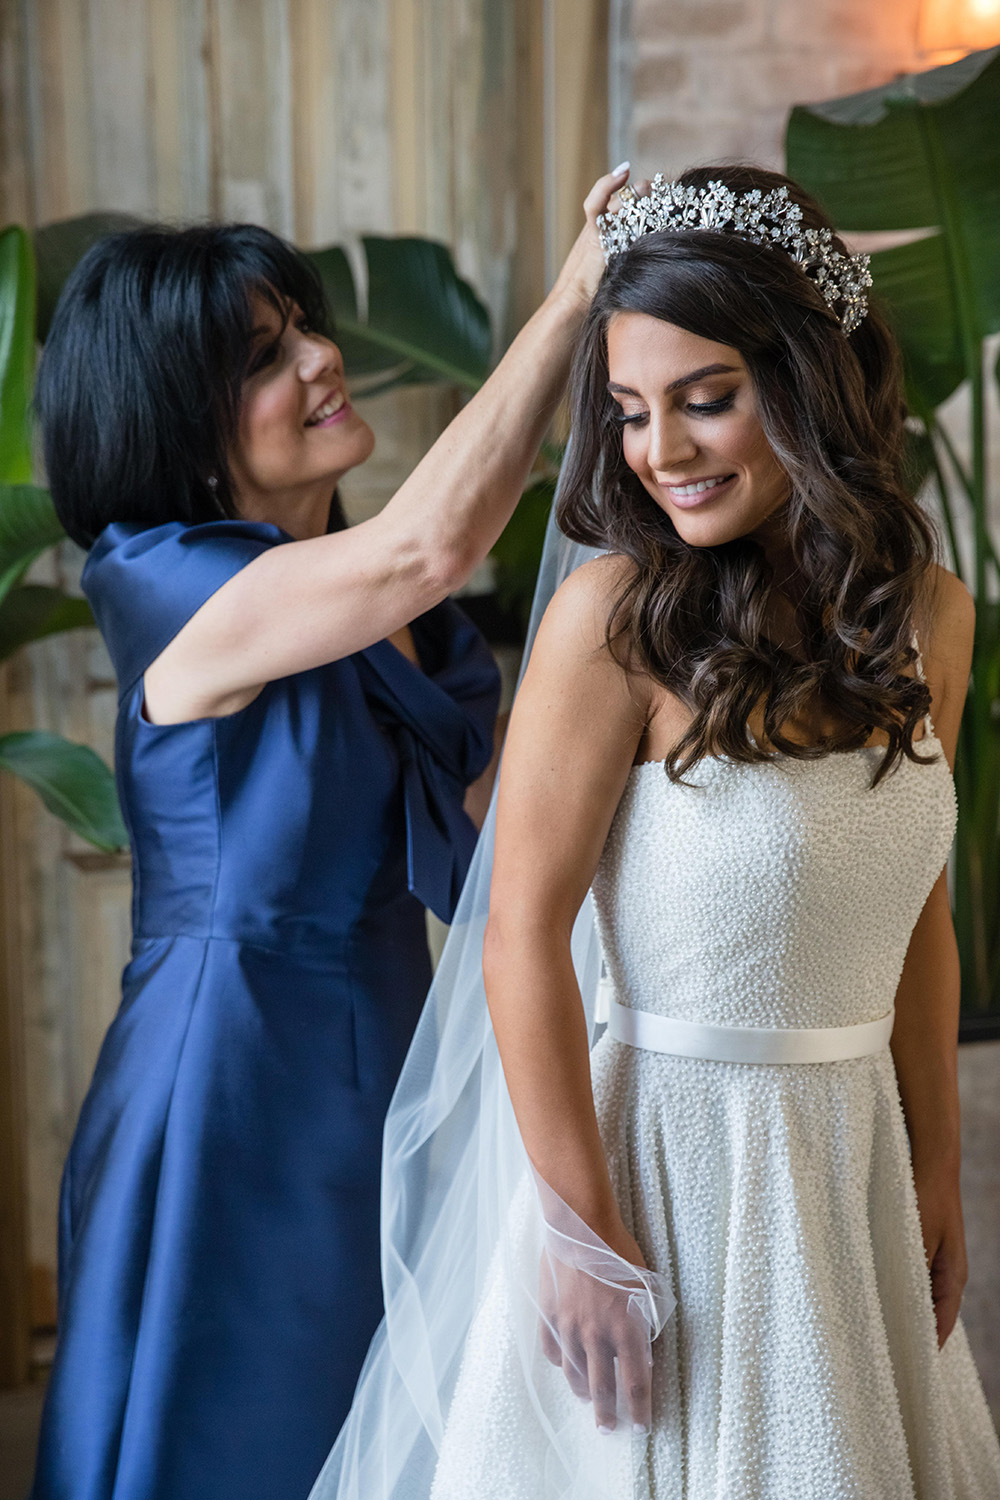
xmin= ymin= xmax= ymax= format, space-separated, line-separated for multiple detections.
xmin=31 ymin=519 xmax=500 ymax=1500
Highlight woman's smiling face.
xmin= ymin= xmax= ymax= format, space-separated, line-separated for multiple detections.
xmin=227 ymin=290 xmax=375 ymax=530
xmin=606 ymin=311 xmax=790 ymax=548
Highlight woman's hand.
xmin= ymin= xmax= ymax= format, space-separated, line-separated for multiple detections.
xmin=548 ymin=165 xmax=634 ymax=314
xmin=538 ymin=1216 xmax=655 ymax=1434
xmin=913 ymin=1161 xmax=968 ymax=1347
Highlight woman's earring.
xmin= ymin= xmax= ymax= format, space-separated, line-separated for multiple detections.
xmin=207 ymin=475 xmax=218 ymax=490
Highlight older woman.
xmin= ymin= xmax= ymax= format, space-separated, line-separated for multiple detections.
xmin=29 ymin=167 xmax=629 ymax=1500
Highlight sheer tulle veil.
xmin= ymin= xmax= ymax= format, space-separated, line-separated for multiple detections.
xmin=308 ymin=473 xmax=675 ymax=1500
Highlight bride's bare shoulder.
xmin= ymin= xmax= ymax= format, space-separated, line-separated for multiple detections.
xmin=535 ymin=552 xmax=638 ymax=657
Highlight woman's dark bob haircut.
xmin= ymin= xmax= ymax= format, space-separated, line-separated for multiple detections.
xmin=35 ymin=223 xmax=334 ymax=549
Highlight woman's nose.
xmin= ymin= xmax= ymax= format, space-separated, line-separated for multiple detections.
xmin=647 ymin=413 xmax=698 ymax=474
xmin=299 ymin=335 xmax=341 ymax=382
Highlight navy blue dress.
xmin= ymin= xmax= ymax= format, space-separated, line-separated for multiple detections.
xmin=31 ymin=520 xmax=500 ymax=1500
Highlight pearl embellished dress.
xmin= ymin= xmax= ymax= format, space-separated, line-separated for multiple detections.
xmin=431 ymin=737 xmax=1000 ymax=1500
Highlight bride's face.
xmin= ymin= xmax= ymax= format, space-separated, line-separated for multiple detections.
xmin=606 ymin=312 xmax=790 ymax=548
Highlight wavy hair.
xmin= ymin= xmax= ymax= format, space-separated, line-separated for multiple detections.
xmin=558 ymin=164 xmax=936 ymax=786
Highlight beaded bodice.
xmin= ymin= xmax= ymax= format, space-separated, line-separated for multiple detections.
xmin=591 ymin=743 xmax=956 ymax=1032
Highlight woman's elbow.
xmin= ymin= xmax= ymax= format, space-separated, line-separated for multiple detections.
xmin=401 ymin=533 xmax=475 ymax=605
xmin=432 ymin=538 xmax=477 ymax=596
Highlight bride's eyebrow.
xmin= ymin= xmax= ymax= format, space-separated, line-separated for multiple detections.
xmin=608 ymin=362 xmax=739 ymax=396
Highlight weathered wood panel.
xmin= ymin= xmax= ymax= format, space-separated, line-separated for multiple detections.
xmin=0 ymin=0 xmax=611 ymax=1379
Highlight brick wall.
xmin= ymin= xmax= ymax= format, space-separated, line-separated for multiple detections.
xmin=626 ymin=0 xmax=926 ymax=176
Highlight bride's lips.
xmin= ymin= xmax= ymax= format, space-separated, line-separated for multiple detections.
xmin=658 ymin=473 xmax=737 ymax=509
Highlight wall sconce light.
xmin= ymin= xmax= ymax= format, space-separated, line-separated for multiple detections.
xmin=920 ymin=0 xmax=1000 ymax=54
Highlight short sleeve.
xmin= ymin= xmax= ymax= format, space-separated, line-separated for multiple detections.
xmin=82 ymin=519 xmax=288 ymax=698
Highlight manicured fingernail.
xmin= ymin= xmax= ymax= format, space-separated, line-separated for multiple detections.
xmin=597 ymin=1424 xmax=614 ymax=1436
xmin=633 ymin=1422 xmax=650 ymax=1436
xmin=612 ymin=161 xmax=630 ymax=176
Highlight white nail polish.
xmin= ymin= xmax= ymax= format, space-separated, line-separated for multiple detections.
xmin=597 ymin=1424 xmax=614 ymax=1436
xmin=633 ymin=1423 xmax=650 ymax=1436
xmin=612 ymin=160 xmax=630 ymax=176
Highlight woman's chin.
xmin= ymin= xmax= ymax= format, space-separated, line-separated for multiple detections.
xmin=350 ymin=418 xmax=377 ymax=466
xmin=322 ymin=420 xmax=376 ymax=478
xmin=666 ymin=509 xmax=752 ymax=549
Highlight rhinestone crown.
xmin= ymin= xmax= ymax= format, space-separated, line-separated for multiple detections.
xmin=597 ymin=175 xmax=873 ymax=335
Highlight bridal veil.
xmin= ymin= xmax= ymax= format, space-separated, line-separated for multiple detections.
xmin=308 ymin=485 xmax=675 ymax=1500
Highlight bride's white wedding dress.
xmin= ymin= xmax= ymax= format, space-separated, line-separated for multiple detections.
xmin=431 ymin=729 xmax=1000 ymax=1499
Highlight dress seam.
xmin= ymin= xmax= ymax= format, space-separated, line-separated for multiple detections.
xmin=208 ymin=721 xmax=223 ymax=933
xmin=130 ymin=931 xmax=357 ymax=964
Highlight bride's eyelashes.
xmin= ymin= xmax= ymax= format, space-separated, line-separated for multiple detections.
xmin=612 ymin=391 xmax=738 ymax=426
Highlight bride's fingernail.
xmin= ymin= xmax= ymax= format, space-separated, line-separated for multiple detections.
xmin=612 ymin=161 xmax=630 ymax=176
xmin=597 ymin=1424 xmax=614 ymax=1436
xmin=633 ymin=1422 xmax=650 ymax=1436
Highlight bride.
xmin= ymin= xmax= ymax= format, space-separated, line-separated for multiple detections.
xmin=311 ymin=165 xmax=1000 ymax=1500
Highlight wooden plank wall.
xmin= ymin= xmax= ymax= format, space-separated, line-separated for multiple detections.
xmin=0 ymin=0 xmax=610 ymax=1384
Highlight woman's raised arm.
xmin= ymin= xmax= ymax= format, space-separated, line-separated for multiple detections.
xmin=144 ymin=170 xmax=629 ymax=723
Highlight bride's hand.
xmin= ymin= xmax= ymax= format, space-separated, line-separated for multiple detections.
xmin=549 ymin=166 xmax=649 ymax=314
xmin=913 ymin=1163 xmax=967 ymax=1347
xmin=538 ymin=1218 xmax=655 ymax=1435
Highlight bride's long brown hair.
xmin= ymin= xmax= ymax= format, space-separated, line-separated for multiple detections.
xmin=558 ymin=164 xmax=936 ymax=786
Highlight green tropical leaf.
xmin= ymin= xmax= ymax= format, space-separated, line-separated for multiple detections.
xmin=308 ymin=244 xmax=379 ymax=379
xmin=33 ymin=211 xmax=143 ymax=342
xmin=0 ymin=730 xmax=127 ymax=851
xmin=0 ymin=584 xmax=93 ymax=661
xmin=309 ymin=236 xmax=492 ymax=391
xmin=0 ymin=484 xmax=68 ymax=603
xmin=867 ymin=237 xmax=965 ymax=409
xmin=785 ymin=47 xmax=1000 ymax=216
xmin=786 ymin=47 xmax=1000 ymax=410
xmin=0 ymin=225 xmax=36 ymax=483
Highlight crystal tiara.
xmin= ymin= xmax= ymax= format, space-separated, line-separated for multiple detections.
xmin=597 ymin=175 xmax=873 ymax=335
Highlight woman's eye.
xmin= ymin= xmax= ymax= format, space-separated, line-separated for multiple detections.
xmin=687 ymin=393 xmax=736 ymax=415
xmin=248 ymin=343 xmax=279 ymax=375
xmin=612 ymin=410 xmax=648 ymax=427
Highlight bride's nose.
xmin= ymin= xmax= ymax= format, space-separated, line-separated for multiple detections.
xmin=647 ymin=411 xmax=698 ymax=474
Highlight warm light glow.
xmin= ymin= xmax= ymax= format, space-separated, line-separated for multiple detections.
xmin=920 ymin=0 xmax=1000 ymax=52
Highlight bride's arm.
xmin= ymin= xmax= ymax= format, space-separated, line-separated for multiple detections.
xmin=890 ymin=565 xmax=975 ymax=1348
xmin=484 ymin=555 xmax=647 ymax=1243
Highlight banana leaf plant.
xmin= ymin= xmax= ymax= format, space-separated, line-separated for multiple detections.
xmin=0 ymin=224 xmax=127 ymax=851
xmin=786 ymin=46 xmax=1000 ymax=1020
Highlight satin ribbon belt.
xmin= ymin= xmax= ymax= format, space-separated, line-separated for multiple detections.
xmin=607 ymin=999 xmax=894 ymax=1064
